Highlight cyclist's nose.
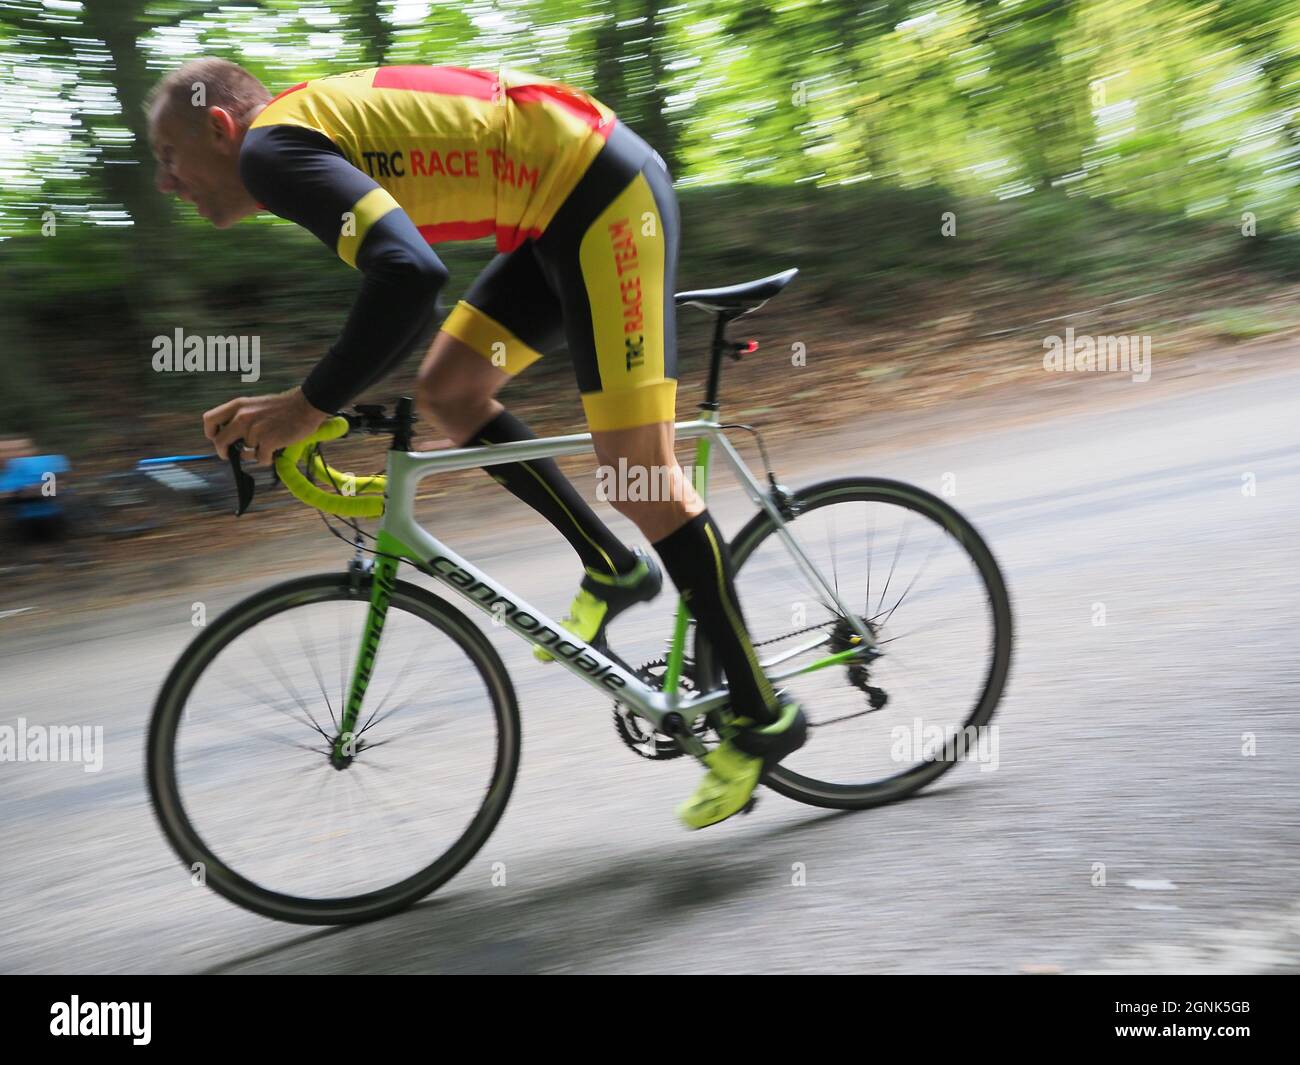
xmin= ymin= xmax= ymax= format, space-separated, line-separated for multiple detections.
xmin=156 ymin=166 xmax=185 ymax=196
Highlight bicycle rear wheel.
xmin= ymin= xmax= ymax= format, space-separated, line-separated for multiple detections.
xmin=694 ymin=477 xmax=1012 ymax=809
xmin=147 ymin=573 xmax=519 ymax=925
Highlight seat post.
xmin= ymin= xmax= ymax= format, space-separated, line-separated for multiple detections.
xmin=700 ymin=312 xmax=733 ymax=412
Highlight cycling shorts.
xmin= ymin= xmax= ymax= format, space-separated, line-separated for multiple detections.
xmin=440 ymin=122 xmax=681 ymax=431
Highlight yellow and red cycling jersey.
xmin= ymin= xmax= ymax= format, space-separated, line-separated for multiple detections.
xmin=249 ymin=65 xmax=618 ymax=257
xmin=238 ymin=65 xmax=677 ymax=428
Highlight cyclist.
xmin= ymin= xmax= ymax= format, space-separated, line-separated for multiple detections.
xmin=147 ymin=58 xmax=806 ymax=828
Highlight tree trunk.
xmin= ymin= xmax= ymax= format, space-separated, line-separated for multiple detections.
xmin=79 ymin=0 xmax=187 ymax=399
xmin=353 ymin=0 xmax=394 ymax=67
xmin=638 ymin=0 xmax=678 ymax=175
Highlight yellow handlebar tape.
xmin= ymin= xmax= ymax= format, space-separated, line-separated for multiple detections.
xmin=274 ymin=416 xmax=386 ymax=517
xmin=307 ymin=452 xmax=387 ymax=496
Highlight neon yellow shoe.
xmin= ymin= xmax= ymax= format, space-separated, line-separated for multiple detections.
xmin=677 ymin=701 xmax=808 ymax=830
xmin=534 ymin=548 xmax=662 ymax=662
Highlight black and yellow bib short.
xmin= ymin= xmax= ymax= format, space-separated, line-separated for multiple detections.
xmin=441 ymin=123 xmax=681 ymax=432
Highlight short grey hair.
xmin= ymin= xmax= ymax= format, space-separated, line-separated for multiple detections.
xmin=146 ymin=57 xmax=271 ymax=129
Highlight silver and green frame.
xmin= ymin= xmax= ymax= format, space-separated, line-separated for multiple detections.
xmin=149 ymin=260 xmax=1014 ymax=926
xmin=303 ymin=412 xmax=879 ymax=764
xmin=151 ymin=393 xmax=1011 ymax=926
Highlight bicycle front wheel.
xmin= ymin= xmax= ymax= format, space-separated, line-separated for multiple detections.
xmin=147 ymin=573 xmax=520 ymax=925
xmin=694 ymin=477 xmax=1012 ymax=810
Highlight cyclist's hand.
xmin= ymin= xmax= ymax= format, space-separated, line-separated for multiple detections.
xmin=204 ymin=388 xmax=330 ymax=467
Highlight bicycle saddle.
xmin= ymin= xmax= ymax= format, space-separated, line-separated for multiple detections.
xmin=674 ymin=268 xmax=798 ymax=314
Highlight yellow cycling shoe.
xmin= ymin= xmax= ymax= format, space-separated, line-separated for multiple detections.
xmin=534 ymin=548 xmax=662 ymax=663
xmin=677 ymin=700 xmax=807 ymax=829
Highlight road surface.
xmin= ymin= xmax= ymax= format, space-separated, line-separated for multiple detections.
xmin=3 ymin=355 xmax=1298 ymax=973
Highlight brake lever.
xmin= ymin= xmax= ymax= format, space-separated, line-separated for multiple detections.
xmin=226 ymin=440 xmax=256 ymax=516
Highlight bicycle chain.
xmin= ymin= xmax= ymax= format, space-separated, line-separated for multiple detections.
xmin=751 ymin=619 xmax=841 ymax=648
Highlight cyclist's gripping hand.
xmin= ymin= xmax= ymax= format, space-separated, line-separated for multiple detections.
xmin=204 ymin=387 xmax=331 ymax=466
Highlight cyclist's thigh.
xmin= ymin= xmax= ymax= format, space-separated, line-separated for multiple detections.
xmin=533 ymin=123 xmax=681 ymax=433
xmin=439 ymin=243 xmax=566 ymax=377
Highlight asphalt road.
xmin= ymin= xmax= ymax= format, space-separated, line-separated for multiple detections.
xmin=3 ymin=357 xmax=1299 ymax=974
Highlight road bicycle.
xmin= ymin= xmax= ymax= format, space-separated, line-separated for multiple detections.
xmin=147 ymin=267 xmax=1013 ymax=925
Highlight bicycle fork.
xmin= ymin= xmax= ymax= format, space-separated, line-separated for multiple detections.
xmin=332 ymin=530 xmax=404 ymax=768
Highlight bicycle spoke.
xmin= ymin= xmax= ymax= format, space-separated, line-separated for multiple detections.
xmin=292 ymin=610 xmax=338 ymax=735
xmin=357 ymin=638 xmax=429 ymax=736
xmin=357 ymin=717 xmax=442 ymax=748
xmin=336 ymin=604 xmax=351 ymax=720
xmin=769 ymin=516 xmax=839 ymax=615
xmin=825 ymin=506 xmax=840 ymax=598
xmin=356 ymin=702 xmax=424 ymax=738
xmin=250 ymin=731 xmax=330 ymax=756
xmin=875 ymin=638 xmax=978 ymax=722
xmin=874 ymin=512 xmax=912 ymax=618
xmin=864 ymin=506 xmax=876 ymax=618
xmin=248 ymin=631 xmax=334 ymax=743
xmin=348 ymin=768 xmax=422 ymax=838
xmin=877 ymin=535 xmax=942 ymax=629
xmin=873 ymin=612 xmax=965 ymax=646
xmin=216 ymin=667 xmax=331 ymax=742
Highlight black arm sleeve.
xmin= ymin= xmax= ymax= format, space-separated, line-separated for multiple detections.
xmin=239 ymin=125 xmax=448 ymax=412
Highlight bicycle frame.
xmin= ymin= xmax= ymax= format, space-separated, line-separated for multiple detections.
xmin=334 ymin=412 xmax=876 ymax=760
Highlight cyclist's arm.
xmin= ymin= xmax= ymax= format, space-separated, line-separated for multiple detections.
xmin=238 ymin=124 xmax=447 ymax=413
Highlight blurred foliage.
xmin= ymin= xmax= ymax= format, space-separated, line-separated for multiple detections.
xmin=3 ymin=0 xmax=1300 ymax=449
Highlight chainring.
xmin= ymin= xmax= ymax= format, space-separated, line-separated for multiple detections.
xmin=612 ymin=657 xmax=711 ymax=760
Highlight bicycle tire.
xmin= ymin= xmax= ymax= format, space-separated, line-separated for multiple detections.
xmin=147 ymin=573 xmax=520 ymax=925
xmin=694 ymin=476 xmax=1013 ymax=810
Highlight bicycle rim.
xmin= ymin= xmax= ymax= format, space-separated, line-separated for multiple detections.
xmin=147 ymin=574 xmax=520 ymax=924
xmin=695 ymin=477 xmax=1012 ymax=810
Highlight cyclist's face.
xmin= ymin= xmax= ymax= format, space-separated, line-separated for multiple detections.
xmin=151 ymin=104 xmax=256 ymax=228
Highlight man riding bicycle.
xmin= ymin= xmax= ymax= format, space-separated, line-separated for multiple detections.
xmin=146 ymin=57 xmax=806 ymax=829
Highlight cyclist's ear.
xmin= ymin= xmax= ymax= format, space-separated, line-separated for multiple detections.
xmin=206 ymin=105 xmax=242 ymax=149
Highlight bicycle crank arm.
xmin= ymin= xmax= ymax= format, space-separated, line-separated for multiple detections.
xmin=660 ymin=713 xmax=710 ymax=761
